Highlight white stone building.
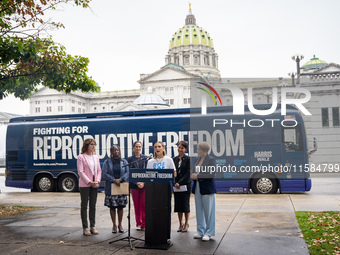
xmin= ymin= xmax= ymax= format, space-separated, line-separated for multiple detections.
xmin=26 ymin=8 xmax=340 ymax=167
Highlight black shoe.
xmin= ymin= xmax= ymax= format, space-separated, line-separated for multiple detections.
xmin=182 ymin=224 xmax=189 ymax=233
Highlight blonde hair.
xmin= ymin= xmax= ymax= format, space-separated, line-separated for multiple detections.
xmin=197 ymin=142 xmax=210 ymax=153
xmin=154 ymin=141 xmax=166 ymax=158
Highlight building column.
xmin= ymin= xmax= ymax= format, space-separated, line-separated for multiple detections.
xmin=179 ymin=52 xmax=183 ymax=66
xmin=200 ymin=50 xmax=204 ymax=66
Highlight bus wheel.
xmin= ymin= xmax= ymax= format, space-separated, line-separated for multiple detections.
xmin=251 ymin=175 xmax=278 ymax=194
xmin=58 ymin=174 xmax=78 ymax=192
xmin=35 ymin=174 xmax=55 ymax=192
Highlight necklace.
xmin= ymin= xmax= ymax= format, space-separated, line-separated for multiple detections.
xmin=156 ymin=157 xmax=164 ymax=163
xmin=154 ymin=157 xmax=165 ymax=169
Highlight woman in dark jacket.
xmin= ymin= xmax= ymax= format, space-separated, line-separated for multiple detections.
xmin=102 ymin=145 xmax=129 ymax=234
xmin=172 ymin=141 xmax=191 ymax=233
xmin=192 ymin=142 xmax=216 ymax=242
xmin=127 ymin=141 xmax=148 ymax=231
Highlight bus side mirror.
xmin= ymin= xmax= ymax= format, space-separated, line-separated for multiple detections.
xmin=307 ymin=137 xmax=317 ymax=155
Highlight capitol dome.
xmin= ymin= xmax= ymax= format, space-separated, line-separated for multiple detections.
xmin=165 ymin=6 xmax=220 ymax=78
xmin=169 ymin=23 xmax=214 ymax=49
xmin=301 ymin=55 xmax=328 ymax=70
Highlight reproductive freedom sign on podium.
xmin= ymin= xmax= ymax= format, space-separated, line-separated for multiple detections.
xmin=130 ymin=168 xmax=174 ymax=250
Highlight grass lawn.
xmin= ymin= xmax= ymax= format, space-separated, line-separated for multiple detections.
xmin=0 ymin=204 xmax=41 ymax=218
xmin=296 ymin=211 xmax=340 ymax=255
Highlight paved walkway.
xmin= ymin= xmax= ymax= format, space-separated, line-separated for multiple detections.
xmin=1 ymin=191 xmax=340 ymax=255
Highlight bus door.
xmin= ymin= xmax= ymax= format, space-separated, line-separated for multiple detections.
xmin=281 ymin=123 xmax=307 ymax=191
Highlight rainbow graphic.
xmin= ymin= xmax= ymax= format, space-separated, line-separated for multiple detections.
xmin=196 ymin=82 xmax=222 ymax=106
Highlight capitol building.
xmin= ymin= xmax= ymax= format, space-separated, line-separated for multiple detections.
xmin=23 ymin=7 xmax=340 ymax=167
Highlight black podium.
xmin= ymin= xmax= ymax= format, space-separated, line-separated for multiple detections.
xmin=131 ymin=168 xmax=174 ymax=250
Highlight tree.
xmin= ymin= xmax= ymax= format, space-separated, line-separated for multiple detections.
xmin=0 ymin=0 xmax=100 ymax=100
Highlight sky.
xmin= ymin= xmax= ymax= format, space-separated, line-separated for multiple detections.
xmin=1 ymin=0 xmax=340 ymax=115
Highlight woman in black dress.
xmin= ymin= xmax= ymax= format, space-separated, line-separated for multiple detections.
xmin=172 ymin=141 xmax=191 ymax=232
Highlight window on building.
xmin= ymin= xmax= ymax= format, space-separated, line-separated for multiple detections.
xmin=82 ymin=103 xmax=85 ymax=106
xmin=78 ymin=102 xmax=81 ymax=105
xmin=94 ymin=107 xmax=97 ymax=111
xmin=188 ymin=98 xmax=191 ymax=104
xmin=47 ymin=100 xmax=51 ymax=104
xmin=194 ymin=56 xmax=198 ymax=64
xmin=58 ymin=99 xmax=63 ymax=103
xmin=72 ymin=106 xmax=75 ymax=112
xmin=321 ymin=108 xmax=329 ymax=127
xmin=183 ymin=98 xmax=187 ymax=104
xmin=170 ymin=99 xmax=174 ymax=105
xmin=35 ymin=101 xmax=40 ymax=105
xmin=102 ymin=106 xmax=105 ymax=110
xmin=82 ymin=109 xmax=85 ymax=113
xmin=165 ymin=87 xmax=169 ymax=95
xmin=78 ymin=108 xmax=81 ymax=113
xmin=170 ymin=87 xmax=174 ymax=95
xmin=333 ymin=107 xmax=340 ymax=126
xmin=165 ymin=99 xmax=169 ymax=105
xmin=58 ymin=106 xmax=63 ymax=112
xmin=35 ymin=107 xmax=40 ymax=113
xmin=47 ymin=107 xmax=52 ymax=112
xmin=72 ymin=100 xmax=75 ymax=104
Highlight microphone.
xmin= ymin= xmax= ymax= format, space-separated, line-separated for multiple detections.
xmin=146 ymin=153 xmax=153 ymax=160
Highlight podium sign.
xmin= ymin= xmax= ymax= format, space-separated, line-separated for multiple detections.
xmin=130 ymin=168 xmax=174 ymax=183
xmin=131 ymin=169 xmax=174 ymax=250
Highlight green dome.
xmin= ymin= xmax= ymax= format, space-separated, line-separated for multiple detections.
xmin=302 ymin=55 xmax=328 ymax=70
xmin=169 ymin=25 xmax=214 ymax=49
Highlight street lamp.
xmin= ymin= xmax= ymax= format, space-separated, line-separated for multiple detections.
xmin=291 ymin=54 xmax=304 ymax=85
xmin=288 ymin=72 xmax=296 ymax=87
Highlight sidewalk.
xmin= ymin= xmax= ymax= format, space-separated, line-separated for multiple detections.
xmin=1 ymin=192 xmax=339 ymax=255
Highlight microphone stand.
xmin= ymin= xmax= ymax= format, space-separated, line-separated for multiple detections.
xmin=109 ymin=156 xmax=151 ymax=250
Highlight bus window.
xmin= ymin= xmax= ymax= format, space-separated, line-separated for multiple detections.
xmin=282 ymin=125 xmax=303 ymax=151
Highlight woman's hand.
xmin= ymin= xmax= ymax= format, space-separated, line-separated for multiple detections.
xmin=192 ymin=173 xmax=197 ymax=180
xmin=113 ymin=179 xmax=121 ymax=186
xmin=174 ymin=183 xmax=180 ymax=189
xmin=90 ymin=181 xmax=99 ymax=188
xmin=137 ymin=182 xmax=144 ymax=189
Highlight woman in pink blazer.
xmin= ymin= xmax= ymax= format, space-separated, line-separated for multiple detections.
xmin=77 ymin=138 xmax=102 ymax=236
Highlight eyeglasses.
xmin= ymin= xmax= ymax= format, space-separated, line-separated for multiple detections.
xmin=90 ymin=143 xmax=96 ymax=146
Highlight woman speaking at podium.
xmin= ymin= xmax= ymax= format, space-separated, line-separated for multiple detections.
xmin=146 ymin=141 xmax=176 ymax=241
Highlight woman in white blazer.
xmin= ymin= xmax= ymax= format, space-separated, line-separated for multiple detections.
xmin=77 ymin=138 xmax=102 ymax=236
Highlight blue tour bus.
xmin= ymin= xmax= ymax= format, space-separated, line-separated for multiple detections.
xmin=5 ymin=104 xmax=313 ymax=193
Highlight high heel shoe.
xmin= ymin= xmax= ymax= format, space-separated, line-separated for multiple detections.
xmin=177 ymin=224 xmax=183 ymax=232
xmin=90 ymin=227 xmax=99 ymax=235
xmin=83 ymin=228 xmax=92 ymax=236
xmin=118 ymin=225 xmax=124 ymax=233
xmin=112 ymin=225 xmax=117 ymax=234
xmin=182 ymin=223 xmax=189 ymax=233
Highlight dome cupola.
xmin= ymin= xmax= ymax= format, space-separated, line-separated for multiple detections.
xmin=165 ymin=4 xmax=220 ymax=78
xmin=302 ymin=55 xmax=328 ymax=70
